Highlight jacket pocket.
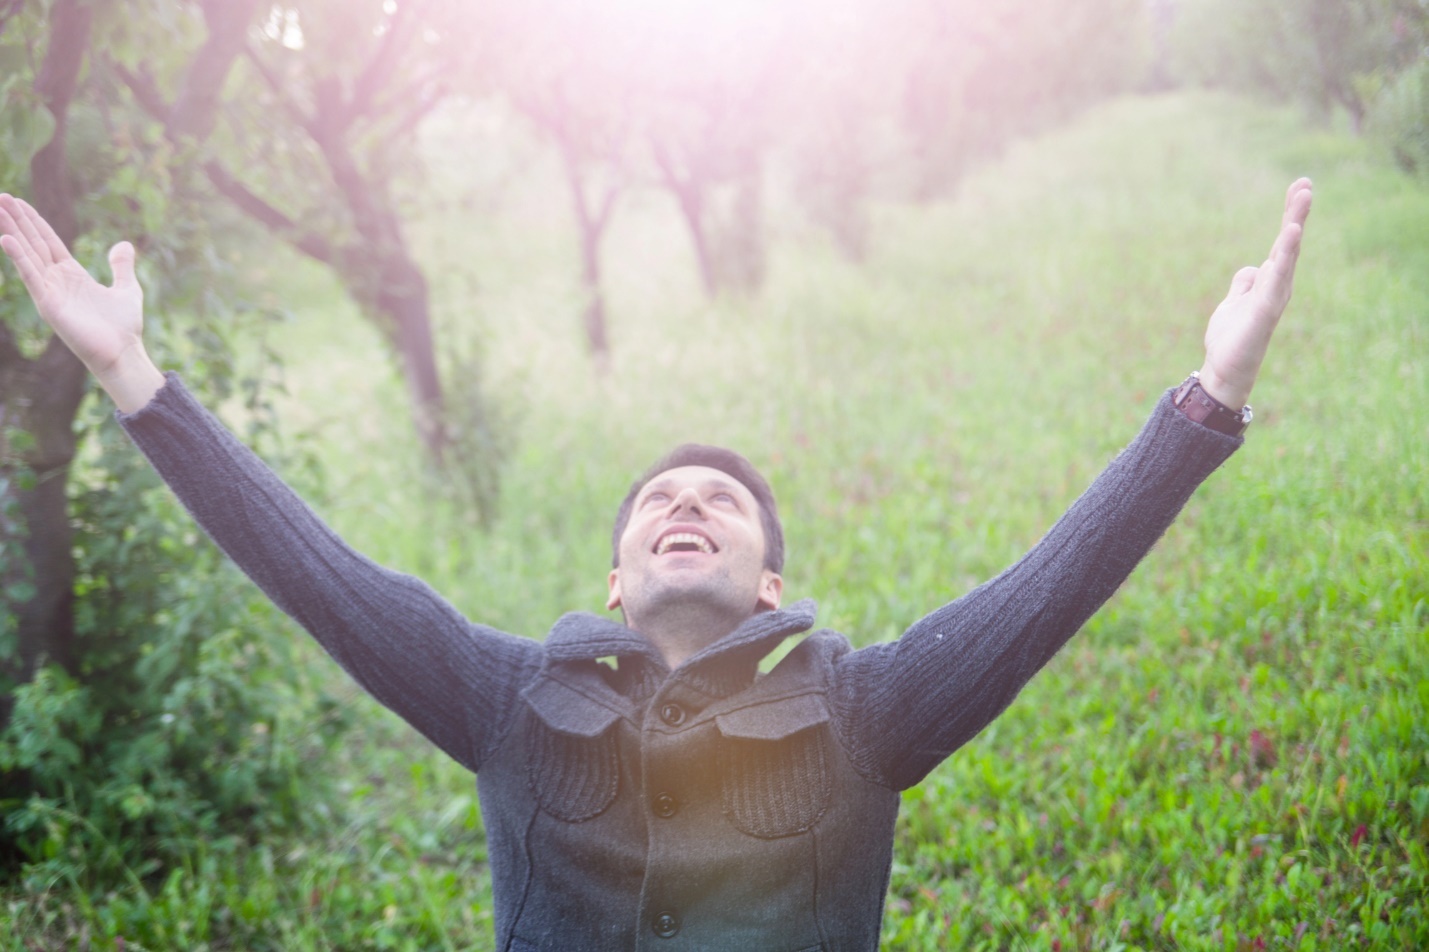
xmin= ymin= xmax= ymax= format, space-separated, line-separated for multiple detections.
xmin=522 ymin=677 xmax=623 ymax=822
xmin=714 ymin=693 xmax=832 ymax=839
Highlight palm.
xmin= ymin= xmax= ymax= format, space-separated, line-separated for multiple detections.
xmin=39 ymin=256 xmax=142 ymax=361
xmin=0 ymin=194 xmax=143 ymax=374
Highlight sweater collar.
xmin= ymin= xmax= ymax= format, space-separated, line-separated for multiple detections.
xmin=544 ymin=599 xmax=819 ymax=694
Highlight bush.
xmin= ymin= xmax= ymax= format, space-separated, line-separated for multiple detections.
xmin=1370 ymin=57 xmax=1429 ymax=178
xmin=0 ymin=312 xmax=352 ymax=888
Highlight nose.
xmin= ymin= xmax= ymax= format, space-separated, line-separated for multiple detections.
xmin=668 ymin=487 xmax=704 ymax=518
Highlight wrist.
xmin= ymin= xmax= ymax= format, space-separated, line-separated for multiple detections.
xmin=1175 ymin=371 xmax=1253 ymax=437
xmin=1195 ymin=363 xmax=1251 ymax=410
xmin=97 ymin=342 xmax=165 ymax=413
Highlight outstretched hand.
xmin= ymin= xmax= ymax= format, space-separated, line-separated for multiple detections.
xmin=0 ymin=194 xmax=163 ymax=411
xmin=1198 ymin=178 xmax=1313 ymax=409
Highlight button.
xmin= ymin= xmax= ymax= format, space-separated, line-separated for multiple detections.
xmin=659 ymin=703 xmax=686 ymax=726
xmin=652 ymin=792 xmax=678 ymax=818
xmin=652 ymin=911 xmax=680 ymax=938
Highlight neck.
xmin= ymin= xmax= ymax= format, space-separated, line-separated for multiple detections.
xmin=626 ymin=600 xmax=756 ymax=670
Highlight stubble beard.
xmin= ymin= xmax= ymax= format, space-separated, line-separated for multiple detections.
xmin=623 ymin=565 xmax=759 ymax=661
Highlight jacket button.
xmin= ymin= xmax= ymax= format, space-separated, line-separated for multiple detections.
xmin=652 ymin=792 xmax=678 ymax=818
xmin=652 ymin=911 xmax=680 ymax=938
xmin=659 ymin=703 xmax=686 ymax=726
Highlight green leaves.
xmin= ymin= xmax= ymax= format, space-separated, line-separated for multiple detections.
xmin=0 ymin=97 xmax=55 ymax=167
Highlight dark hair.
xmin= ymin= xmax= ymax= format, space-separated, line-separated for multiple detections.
xmin=612 ymin=444 xmax=784 ymax=573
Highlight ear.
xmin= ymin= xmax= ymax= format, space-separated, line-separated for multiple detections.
xmin=606 ymin=569 xmax=623 ymax=612
xmin=756 ymin=570 xmax=783 ymax=612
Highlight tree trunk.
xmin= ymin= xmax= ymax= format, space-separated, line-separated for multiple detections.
xmin=0 ymin=0 xmax=92 ymax=710
xmin=0 ymin=342 xmax=87 ymax=687
xmin=557 ymin=141 xmax=614 ymax=362
xmin=671 ymin=181 xmax=716 ymax=299
xmin=369 ymin=250 xmax=448 ymax=458
xmin=578 ymin=241 xmax=610 ymax=364
xmin=717 ymin=161 xmax=766 ymax=294
xmin=311 ymin=111 xmax=450 ymax=460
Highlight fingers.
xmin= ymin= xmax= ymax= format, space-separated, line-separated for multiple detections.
xmin=108 ymin=241 xmax=137 ymax=291
xmin=0 ymin=231 xmax=46 ymax=301
xmin=0 ymin=194 xmax=58 ymax=268
xmin=0 ymin=196 xmax=30 ymax=263
xmin=18 ymin=196 xmax=73 ymax=266
xmin=1282 ymin=177 xmax=1313 ymax=230
xmin=1253 ymin=180 xmax=1311 ymax=300
xmin=1274 ymin=180 xmax=1312 ymax=259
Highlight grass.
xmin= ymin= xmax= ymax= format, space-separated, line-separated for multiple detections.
xmin=5 ymin=90 xmax=1427 ymax=949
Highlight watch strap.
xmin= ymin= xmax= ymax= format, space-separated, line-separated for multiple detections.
xmin=1173 ymin=372 xmax=1252 ymax=437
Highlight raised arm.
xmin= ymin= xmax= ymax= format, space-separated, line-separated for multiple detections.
xmin=831 ymin=180 xmax=1313 ymax=791
xmin=0 ymin=194 xmax=541 ymax=773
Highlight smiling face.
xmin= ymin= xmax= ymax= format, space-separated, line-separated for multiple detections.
xmin=607 ymin=465 xmax=783 ymax=632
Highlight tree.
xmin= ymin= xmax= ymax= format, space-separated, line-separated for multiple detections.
xmin=2 ymin=0 xmax=123 ymax=696
xmin=2 ymin=0 xmax=500 ymax=752
xmin=483 ymin=2 xmax=635 ymax=363
xmin=112 ymin=0 xmax=483 ymax=460
xmin=1 ymin=0 xmax=345 ymax=877
xmin=1170 ymin=0 xmax=1422 ymax=133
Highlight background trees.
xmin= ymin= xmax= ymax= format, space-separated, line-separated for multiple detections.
xmin=1169 ymin=0 xmax=1427 ymax=136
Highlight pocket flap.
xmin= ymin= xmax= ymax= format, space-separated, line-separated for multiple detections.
xmin=715 ymin=694 xmax=830 ymax=741
xmin=522 ymin=677 xmax=622 ymax=738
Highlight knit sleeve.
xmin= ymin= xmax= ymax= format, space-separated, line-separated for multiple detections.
xmin=830 ymin=389 xmax=1241 ymax=791
xmin=118 ymin=372 xmax=542 ymax=773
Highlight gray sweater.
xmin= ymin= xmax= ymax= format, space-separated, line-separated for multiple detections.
xmin=120 ymin=374 xmax=1240 ymax=951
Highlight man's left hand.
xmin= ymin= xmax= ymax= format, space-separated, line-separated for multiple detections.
xmin=1198 ymin=177 xmax=1313 ymax=409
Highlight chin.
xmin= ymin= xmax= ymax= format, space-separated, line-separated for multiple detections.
xmin=631 ymin=579 xmax=750 ymax=620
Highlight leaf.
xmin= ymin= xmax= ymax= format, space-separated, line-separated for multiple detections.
xmin=1 ymin=101 xmax=56 ymax=162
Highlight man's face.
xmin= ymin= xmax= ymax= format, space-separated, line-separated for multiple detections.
xmin=607 ymin=465 xmax=783 ymax=627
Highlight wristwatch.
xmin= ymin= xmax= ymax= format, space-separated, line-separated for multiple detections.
xmin=1173 ymin=372 xmax=1253 ymax=437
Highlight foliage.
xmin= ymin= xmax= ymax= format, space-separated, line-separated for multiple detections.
xmin=0 ymin=257 xmax=351 ymax=885
xmin=4 ymin=90 xmax=1423 ymax=949
xmin=0 ymin=0 xmax=349 ymax=900
xmin=1168 ymin=0 xmax=1426 ymax=132
xmin=1369 ymin=57 xmax=1429 ymax=178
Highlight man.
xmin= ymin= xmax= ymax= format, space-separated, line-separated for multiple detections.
xmin=0 ymin=179 xmax=1312 ymax=950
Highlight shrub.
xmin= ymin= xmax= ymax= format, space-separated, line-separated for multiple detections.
xmin=1370 ymin=57 xmax=1429 ymax=179
xmin=0 ymin=314 xmax=352 ymax=887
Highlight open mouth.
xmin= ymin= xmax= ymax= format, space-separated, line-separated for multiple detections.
xmin=654 ymin=531 xmax=718 ymax=556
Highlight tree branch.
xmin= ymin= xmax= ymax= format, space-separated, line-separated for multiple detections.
xmin=201 ymin=161 xmax=336 ymax=265
xmin=242 ymin=42 xmax=317 ymax=133
xmin=369 ymin=66 xmax=446 ymax=125
xmin=348 ymin=0 xmax=428 ymax=124
xmin=111 ymin=62 xmax=172 ymax=123
xmin=380 ymin=81 xmax=447 ymax=143
xmin=168 ymin=0 xmax=263 ymax=141
xmin=594 ymin=177 xmax=621 ymax=234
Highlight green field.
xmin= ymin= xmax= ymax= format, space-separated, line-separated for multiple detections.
xmin=8 ymin=91 xmax=1427 ymax=949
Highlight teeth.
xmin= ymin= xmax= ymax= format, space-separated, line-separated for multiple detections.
xmin=656 ymin=532 xmax=715 ymax=555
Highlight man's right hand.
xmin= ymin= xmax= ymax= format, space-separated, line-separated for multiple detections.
xmin=0 ymin=193 xmax=164 ymax=412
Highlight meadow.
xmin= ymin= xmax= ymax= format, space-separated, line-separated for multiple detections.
xmin=6 ymin=90 xmax=1427 ymax=949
